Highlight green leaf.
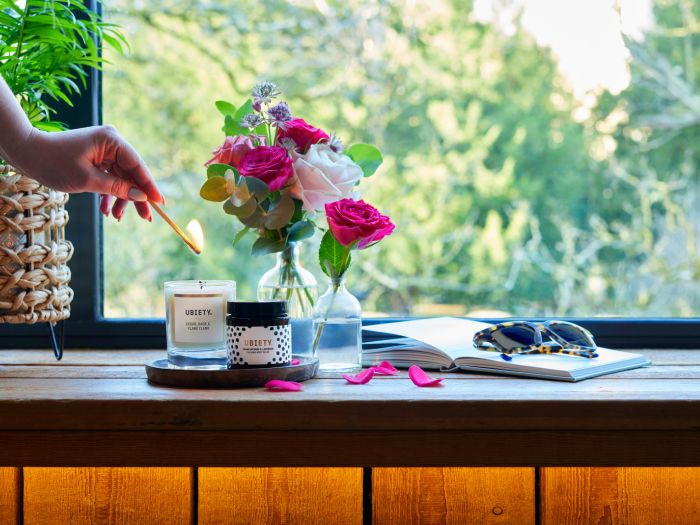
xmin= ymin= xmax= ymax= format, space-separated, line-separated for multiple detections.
xmin=223 ymin=197 xmax=257 ymax=218
xmin=264 ymin=195 xmax=295 ymax=230
xmin=347 ymin=143 xmax=383 ymax=177
xmin=252 ymin=236 xmax=286 ymax=257
xmin=287 ymin=220 xmax=316 ymax=242
xmin=200 ymin=177 xmax=230 ymax=202
xmin=223 ymin=114 xmax=240 ymax=136
xmin=207 ymin=163 xmax=235 ymax=179
xmin=318 ymin=230 xmax=351 ymax=278
xmin=215 ymin=100 xmax=237 ymax=117
xmin=232 ymin=227 xmax=250 ymax=249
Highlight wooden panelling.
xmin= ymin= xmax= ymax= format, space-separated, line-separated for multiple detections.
xmin=541 ymin=467 xmax=700 ymax=525
xmin=373 ymin=467 xmax=534 ymax=525
xmin=0 ymin=467 xmax=20 ymax=525
xmin=198 ymin=468 xmax=362 ymax=525
xmin=23 ymin=467 xmax=193 ymax=525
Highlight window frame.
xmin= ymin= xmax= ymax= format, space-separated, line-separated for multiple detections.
xmin=2 ymin=2 xmax=699 ymax=350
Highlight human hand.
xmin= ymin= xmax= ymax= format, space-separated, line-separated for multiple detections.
xmin=19 ymin=125 xmax=164 ymax=221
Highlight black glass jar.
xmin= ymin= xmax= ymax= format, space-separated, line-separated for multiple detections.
xmin=226 ymin=300 xmax=291 ymax=369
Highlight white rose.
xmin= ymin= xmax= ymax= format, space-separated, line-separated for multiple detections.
xmin=289 ymin=144 xmax=363 ymax=213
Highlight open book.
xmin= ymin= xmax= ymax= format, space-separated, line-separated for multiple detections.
xmin=362 ymin=317 xmax=651 ymax=382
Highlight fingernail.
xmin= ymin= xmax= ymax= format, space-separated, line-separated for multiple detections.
xmin=128 ymin=187 xmax=147 ymax=201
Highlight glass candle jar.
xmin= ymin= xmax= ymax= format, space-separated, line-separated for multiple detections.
xmin=226 ymin=300 xmax=291 ymax=369
xmin=165 ymin=280 xmax=236 ymax=367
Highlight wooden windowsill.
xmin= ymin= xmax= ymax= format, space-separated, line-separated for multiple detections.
xmin=0 ymin=348 xmax=698 ymax=467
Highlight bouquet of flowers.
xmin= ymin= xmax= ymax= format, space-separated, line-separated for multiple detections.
xmin=200 ymin=80 xmax=393 ymax=285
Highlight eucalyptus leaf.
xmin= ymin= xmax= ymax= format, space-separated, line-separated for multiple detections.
xmin=243 ymin=176 xmax=270 ymax=200
xmin=215 ymin=100 xmax=237 ymax=117
xmin=347 ymin=143 xmax=383 ymax=177
xmin=207 ymin=163 xmax=235 ymax=179
xmin=223 ymin=197 xmax=257 ymax=218
xmin=318 ymin=230 xmax=351 ymax=278
xmin=200 ymin=177 xmax=230 ymax=202
xmin=264 ymin=195 xmax=295 ymax=230
xmin=287 ymin=220 xmax=315 ymax=242
xmin=230 ymin=176 xmax=252 ymax=207
xmin=252 ymin=236 xmax=286 ymax=257
xmin=239 ymin=207 xmax=265 ymax=228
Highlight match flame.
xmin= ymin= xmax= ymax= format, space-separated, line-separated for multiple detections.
xmin=186 ymin=219 xmax=204 ymax=254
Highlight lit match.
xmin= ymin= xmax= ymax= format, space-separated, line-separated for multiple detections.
xmin=149 ymin=201 xmax=203 ymax=255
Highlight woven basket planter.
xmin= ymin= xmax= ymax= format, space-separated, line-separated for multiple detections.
xmin=0 ymin=163 xmax=74 ymax=325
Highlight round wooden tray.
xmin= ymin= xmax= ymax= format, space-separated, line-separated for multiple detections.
xmin=145 ymin=356 xmax=318 ymax=388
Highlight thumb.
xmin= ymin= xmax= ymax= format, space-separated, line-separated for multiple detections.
xmin=84 ymin=166 xmax=147 ymax=202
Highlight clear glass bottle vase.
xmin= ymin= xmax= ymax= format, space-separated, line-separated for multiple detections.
xmin=257 ymin=242 xmax=317 ymax=357
xmin=312 ymin=276 xmax=362 ymax=373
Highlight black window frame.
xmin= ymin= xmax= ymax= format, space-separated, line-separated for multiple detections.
xmin=2 ymin=2 xmax=699 ymax=350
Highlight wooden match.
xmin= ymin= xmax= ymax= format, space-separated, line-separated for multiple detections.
xmin=149 ymin=201 xmax=202 ymax=255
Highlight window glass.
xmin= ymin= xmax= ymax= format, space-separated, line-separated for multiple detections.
xmin=103 ymin=0 xmax=700 ymax=318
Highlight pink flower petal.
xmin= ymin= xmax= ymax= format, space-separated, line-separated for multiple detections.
xmin=408 ymin=365 xmax=444 ymax=387
xmin=373 ymin=360 xmax=398 ymax=376
xmin=291 ymin=358 xmax=301 ymax=366
xmin=264 ymin=380 xmax=303 ymax=392
xmin=343 ymin=368 xmax=375 ymax=384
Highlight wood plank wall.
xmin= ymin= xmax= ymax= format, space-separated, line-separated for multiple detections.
xmin=1 ymin=467 xmax=699 ymax=524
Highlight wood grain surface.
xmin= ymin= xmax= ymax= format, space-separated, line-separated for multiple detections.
xmin=373 ymin=468 xmax=534 ymax=525
xmin=198 ymin=468 xmax=362 ymax=525
xmin=0 ymin=467 xmax=20 ymax=525
xmin=541 ymin=467 xmax=700 ymax=525
xmin=23 ymin=467 xmax=193 ymax=525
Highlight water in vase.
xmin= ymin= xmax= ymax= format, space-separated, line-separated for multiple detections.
xmin=313 ymin=318 xmax=362 ymax=372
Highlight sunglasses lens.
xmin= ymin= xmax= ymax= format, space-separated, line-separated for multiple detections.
xmin=492 ymin=325 xmax=538 ymax=351
xmin=549 ymin=323 xmax=595 ymax=347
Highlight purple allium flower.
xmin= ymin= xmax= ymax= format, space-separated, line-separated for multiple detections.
xmin=251 ymin=81 xmax=281 ymax=105
xmin=241 ymin=113 xmax=265 ymax=129
xmin=267 ymin=102 xmax=292 ymax=128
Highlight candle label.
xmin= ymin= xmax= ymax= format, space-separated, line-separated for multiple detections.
xmin=173 ymin=294 xmax=224 ymax=344
xmin=227 ymin=325 xmax=292 ymax=367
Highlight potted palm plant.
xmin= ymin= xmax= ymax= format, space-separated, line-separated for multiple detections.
xmin=0 ymin=0 xmax=125 ymax=356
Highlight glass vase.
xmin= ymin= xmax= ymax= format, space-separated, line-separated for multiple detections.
xmin=312 ymin=276 xmax=362 ymax=373
xmin=257 ymin=242 xmax=317 ymax=357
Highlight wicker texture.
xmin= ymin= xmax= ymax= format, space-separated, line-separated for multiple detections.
xmin=0 ymin=164 xmax=73 ymax=324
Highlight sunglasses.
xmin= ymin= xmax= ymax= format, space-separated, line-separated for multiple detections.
xmin=473 ymin=321 xmax=598 ymax=361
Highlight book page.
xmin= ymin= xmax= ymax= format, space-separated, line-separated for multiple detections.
xmin=364 ymin=317 xmax=493 ymax=361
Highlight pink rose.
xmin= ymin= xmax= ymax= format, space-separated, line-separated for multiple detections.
xmin=325 ymin=199 xmax=395 ymax=249
xmin=238 ymin=146 xmax=293 ymax=191
xmin=204 ymin=135 xmax=259 ymax=168
xmin=276 ymin=118 xmax=329 ymax=153
xmin=290 ymin=144 xmax=362 ymax=213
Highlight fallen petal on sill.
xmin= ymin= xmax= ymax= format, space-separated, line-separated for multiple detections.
xmin=408 ymin=365 xmax=443 ymax=387
xmin=373 ymin=360 xmax=398 ymax=375
xmin=343 ymin=368 xmax=376 ymax=384
xmin=264 ymin=380 xmax=303 ymax=392
xmin=291 ymin=358 xmax=301 ymax=366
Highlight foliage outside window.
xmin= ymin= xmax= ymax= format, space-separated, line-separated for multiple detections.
xmin=103 ymin=0 xmax=700 ymax=319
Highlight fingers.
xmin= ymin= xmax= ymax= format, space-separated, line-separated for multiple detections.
xmin=100 ymin=195 xmax=112 ymax=216
xmin=84 ymin=164 xmax=147 ymax=201
xmin=111 ymin=134 xmax=165 ymax=205
xmin=111 ymin=198 xmax=129 ymax=221
xmin=134 ymin=201 xmax=152 ymax=221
